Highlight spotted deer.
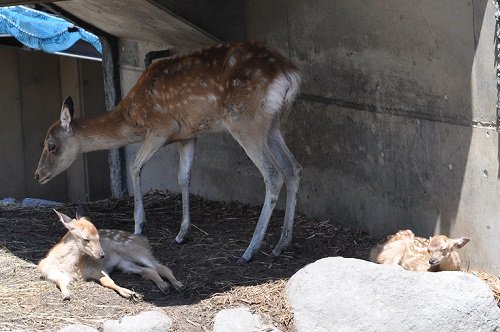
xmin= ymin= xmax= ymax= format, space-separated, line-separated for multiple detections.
xmin=370 ymin=230 xmax=470 ymax=272
xmin=34 ymin=41 xmax=302 ymax=264
xmin=38 ymin=204 xmax=184 ymax=300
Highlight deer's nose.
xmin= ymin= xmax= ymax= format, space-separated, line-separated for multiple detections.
xmin=99 ymin=252 xmax=105 ymax=259
xmin=34 ymin=172 xmax=39 ymax=181
xmin=429 ymin=258 xmax=438 ymax=265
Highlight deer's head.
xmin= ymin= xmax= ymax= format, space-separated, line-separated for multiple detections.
xmin=428 ymin=235 xmax=469 ymax=266
xmin=54 ymin=203 xmax=104 ymax=260
xmin=35 ymin=96 xmax=81 ymax=184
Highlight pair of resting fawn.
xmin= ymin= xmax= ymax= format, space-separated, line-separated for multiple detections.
xmin=38 ymin=204 xmax=184 ymax=300
xmin=370 ymin=230 xmax=470 ymax=272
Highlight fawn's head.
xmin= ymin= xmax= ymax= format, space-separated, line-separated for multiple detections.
xmin=35 ymin=96 xmax=81 ymax=184
xmin=54 ymin=203 xmax=104 ymax=260
xmin=427 ymin=235 xmax=469 ymax=266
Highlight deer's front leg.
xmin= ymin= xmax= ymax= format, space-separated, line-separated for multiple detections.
xmin=46 ymin=269 xmax=72 ymax=300
xmin=99 ymin=272 xmax=138 ymax=299
xmin=175 ymin=139 xmax=196 ymax=243
xmin=129 ymin=133 xmax=168 ymax=234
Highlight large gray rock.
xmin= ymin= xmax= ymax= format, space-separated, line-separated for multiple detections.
xmin=103 ymin=310 xmax=172 ymax=332
xmin=287 ymin=257 xmax=500 ymax=332
xmin=213 ymin=307 xmax=281 ymax=332
xmin=58 ymin=325 xmax=99 ymax=332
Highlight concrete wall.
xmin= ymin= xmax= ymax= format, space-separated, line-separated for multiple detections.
xmin=118 ymin=0 xmax=499 ymax=274
xmin=0 ymin=47 xmax=110 ymax=202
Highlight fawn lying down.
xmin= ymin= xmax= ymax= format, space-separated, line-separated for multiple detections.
xmin=369 ymin=230 xmax=470 ymax=272
xmin=38 ymin=204 xmax=184 ymax=300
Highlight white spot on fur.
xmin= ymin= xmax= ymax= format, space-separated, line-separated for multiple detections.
xmin=228 ymin=56 xmax=237 ymax=67
xmin=207 ymin=93 xmax=218 ymax=103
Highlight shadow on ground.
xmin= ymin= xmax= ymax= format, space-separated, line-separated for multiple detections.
xmin=0 ymin=191 xmax=376 ymax=331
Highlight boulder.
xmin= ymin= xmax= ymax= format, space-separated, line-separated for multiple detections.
xmin=103 ymin=310 xmax=172 ymax=332
xmin=58 ymin=325 xmax=99 ymax=332
xmin=213 ymin=307 xmax=281 ymax=332
xmin=287 ymin=257 xmax=500 ymax=332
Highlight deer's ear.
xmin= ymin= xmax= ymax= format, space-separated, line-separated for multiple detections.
xmin=54 ymin=209 xmax=75 ymax=230
xmin=76 ymin=203 xmax=91 ymax=220
xmin=453 ymin=237 xmax=470 ymax=249
xmin=60 ymin=96 xmax=74 ymax=132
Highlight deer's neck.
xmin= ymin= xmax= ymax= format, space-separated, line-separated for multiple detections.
xmin=437 ymin=251 xmax=461 ymax=271
xmin=73 ymin=108 xmax=143 ymax=153
xmin=50 ymin=233 xmax=85 ymax=268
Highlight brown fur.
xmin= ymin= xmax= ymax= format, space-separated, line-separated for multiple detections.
xmin=370 ymin=230 xmax=470 ymax=272
xmin=35 ymin=41 xmax=303 ymax=263
xmin=38 ymin=205 xmax=184 ymax=300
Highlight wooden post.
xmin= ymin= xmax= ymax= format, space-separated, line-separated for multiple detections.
xmin=100 ymin=36 xmax=128 ymax=198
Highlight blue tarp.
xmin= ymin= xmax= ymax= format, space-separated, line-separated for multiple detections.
xmin=0 ymin=6 xmax=101 ymax=54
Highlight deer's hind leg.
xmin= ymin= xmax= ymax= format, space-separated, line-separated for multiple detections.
xmin=154 ymin=263 xmax=184 ymax=292
xmin=226 ymin=118 xmax=285 ymax=264
xmin=117 ymin=260 xmax=171 ymax=294
xmin=175 ymin=138 xmax=197 ymax=244
xmin=266 ymin=124 xmax=302 ymax=256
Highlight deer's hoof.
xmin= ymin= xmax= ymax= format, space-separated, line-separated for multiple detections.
xmin=159 ymin=283 xmax=171 ymax=295
xmin=173 ymin=236 xmax=188 ymax=245
xmin=173 ymin=282 xmax=185 ymax=293
xmin=235 ymin=257 xmax=250 ymax=266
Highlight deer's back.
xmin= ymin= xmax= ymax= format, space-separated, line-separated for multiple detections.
xmin=117 ymin=41 xmax=300 ymax=139
xmin=400 ymin=236 xmax=431 ymax=272
xmin=98 ymin=230 xmax=156 ymax=272
xmin=369 ymin=230 xmax=415 ymax=265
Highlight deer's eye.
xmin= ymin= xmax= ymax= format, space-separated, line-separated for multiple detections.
xmin=47 ymin=142 xmax=56 ymax=153
xmin=83 ymin=238 xmax=90 ymax=243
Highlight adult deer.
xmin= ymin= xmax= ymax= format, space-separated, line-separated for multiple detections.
xmin=35 ymin=41 xmax=302 ymax=264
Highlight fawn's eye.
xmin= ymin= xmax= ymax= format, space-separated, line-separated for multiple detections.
xmin=83 ymin=238 xmax=90 ymax=243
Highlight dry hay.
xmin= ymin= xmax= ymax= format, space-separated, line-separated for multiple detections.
xmin=0 ymin=191 xmax=375 ymax=331
xmin=203 ymin=279 xmax=292 ymax=329
xmin=1 ymin=191 xmax=499 ymax=331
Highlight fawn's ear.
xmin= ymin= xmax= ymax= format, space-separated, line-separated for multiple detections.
xmin=54 ymin=209 xmax=75 ymax=230
xmin=76 ymin=203 xmax=91 ymax=220
xmin=453 ymin=237 xmax=470 ymax=249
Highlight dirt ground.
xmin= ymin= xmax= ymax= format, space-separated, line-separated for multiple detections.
xmin=0 ymin=191 xmax=376 ymax=331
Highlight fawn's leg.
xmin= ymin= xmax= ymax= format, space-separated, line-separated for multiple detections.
xmin=117 ymin=260 xmax=171 ymax=294
xmin=155 ymin=263 xmax=184 ymax=292
xmin=98 ymin=272 xmax=137 ymax=299
xmin=46 ymin=269 xmax=72 ymax=300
